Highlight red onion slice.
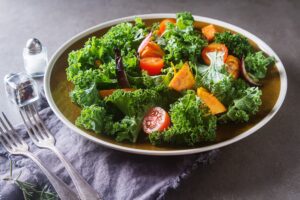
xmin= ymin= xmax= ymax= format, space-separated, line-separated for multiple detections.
xmin=138 ymin=32 xmax=152 ymax=54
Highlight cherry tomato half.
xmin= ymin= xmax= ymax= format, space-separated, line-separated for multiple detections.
xmin=201 ymin=43 xmax=228 ymax=65
xmin=143 ymin=107 xmax=170 ymax=134
xmin=158 ymin=18 xmax=176 ymax=35
xmin=140 ymin=57 xmax=164 ymax=75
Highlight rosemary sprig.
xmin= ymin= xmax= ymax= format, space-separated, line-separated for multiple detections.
xmin=3 ymin=160 xmax=58 ymax=200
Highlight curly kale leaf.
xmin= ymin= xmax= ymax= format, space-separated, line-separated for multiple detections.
xmin=219 ymin=87 xmax=262 ymax=122
xmin=67 ymin=18 xmax=146 ymax=85
xmin=74 ymin=81 xmax=178 ymax=144
xmin=157 ymin=12 xmax=207 ymax=64
xmin=105 ymin=89 xmax=163 ymax=142
xmin=75 ymin=105 xmax=142 ymax=143
xmin=149 ymin=90 xmax=217 ymax=146
xmin=122 ymin=50 xmax=140 ymax=76
xmin=214 ymin=31 xmax=253 ymax=58
xmin=105 ymin=89 xmax=161 ymax=116
xmin=176 ymin=12 xmax=194 ymax=31
xmin=66 ymin=37 xmax=102 ymax=81
xmin=112 ymin=116 xmax=141 ymax=143
xmin=69 ymin=68 xmax=117 ymax=89
xmin=128 ymin=67 xmax=173 ymax=90
xmin=198 ymin=51 xmax=236 ymax=105
xmin=75 ymin=105 xmax=114 ymax=135
xmin=245 ymin=51 xmax=275 ymax=80
xmin=70 ymin=84 xmax=103 ymax=107
xmin=98 ymin=20 xmax=146 ymax=63
xmin=197 ymin=51 xmax=262 ymax=123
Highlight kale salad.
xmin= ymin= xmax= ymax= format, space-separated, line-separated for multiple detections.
xmin=66 ymin=12 xmax=275 ymax=147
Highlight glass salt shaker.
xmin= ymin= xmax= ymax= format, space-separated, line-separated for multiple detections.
xmin=23 ymin=38 xmax=48 ymax=77
xmin=4 ymin=73 xmax=39 ymax=107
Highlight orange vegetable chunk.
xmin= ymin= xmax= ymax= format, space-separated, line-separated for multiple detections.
xmin=225 ymin=55 xmax=240 ymax=79
xmin=202 ymin=24 xmax=217 ymax=41
xmin=168 ymin=62 xmax=195 ymax=91
xmin=197 ymin=87 xmax=226 ymax=115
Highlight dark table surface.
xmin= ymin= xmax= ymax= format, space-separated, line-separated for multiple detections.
xmin=0 ymin=0 xmax=299 ymax=199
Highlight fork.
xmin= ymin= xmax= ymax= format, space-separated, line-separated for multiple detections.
xmin=19 ymin=104 xmax=101 ymax=200
xmin=0 ymin=112 xmax=79 ymax=200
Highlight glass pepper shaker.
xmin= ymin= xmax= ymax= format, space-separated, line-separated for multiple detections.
xmin=23 ymin=38 xmax=48 ymax=77
xmin=4 ymin=73 xmax=39 ymax=107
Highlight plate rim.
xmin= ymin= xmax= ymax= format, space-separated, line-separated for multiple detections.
xmin=44 ymin=14 xmax=288 ymax=156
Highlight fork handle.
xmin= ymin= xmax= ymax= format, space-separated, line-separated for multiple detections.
xmin=23 ymin=151 xmax=79 ymax=200
xmin=50 ymin=146 xmax=101 ymax=200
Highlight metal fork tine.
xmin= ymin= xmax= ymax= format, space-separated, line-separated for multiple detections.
xmin=0 ymin=124 xmax=16 ymax=150
xmin=0 ymin=136 xmax=12 ymax=151
xmin=2 ymin=112 xmax=16 ymax=131
xmin=30 ymin=104 xmax=51 ymax=138
xmin=0 ymin=126 xmax=9 ymax=145
xmin=23 ymin=106 xmax=44 ymax=141
xmin=19 ymin=108 xmax=39 ymax=142
xmin=28 ymin=105 xmax=45 ymax=137
xmin=0 ymin=117 xmax=9 ymax=132
xmin=1 ymin=112 xmax=24 ymax=145
xmin=0 ymin=116 xmax=20 ymax=146
xmin=0 ymin=125 xmax=5 ymax=134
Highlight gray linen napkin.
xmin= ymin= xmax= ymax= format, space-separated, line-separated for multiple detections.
xmin=0 ymin=102 xmax=218 ymax=200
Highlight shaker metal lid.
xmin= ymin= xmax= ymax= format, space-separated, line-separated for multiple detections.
xmin=25 ymin=38 xmax=42 ymax=54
